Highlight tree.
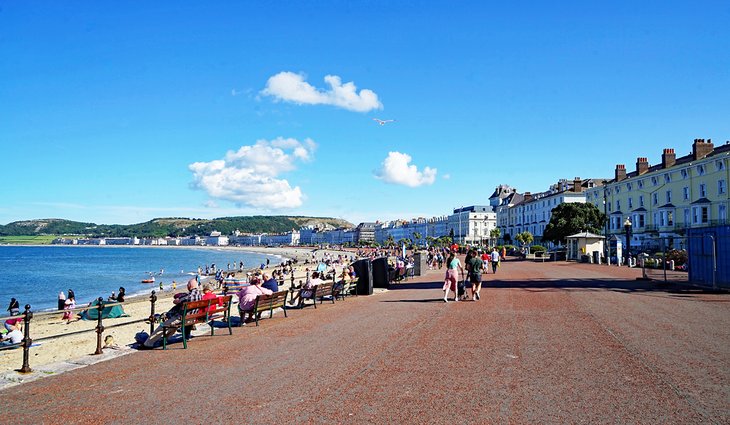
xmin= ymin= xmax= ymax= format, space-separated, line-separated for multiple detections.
xmin=542 ymin=202 xmax=608 ymax=244
xmin=413 ymin=232 xmax=422 ymax=246
xmin=515 ymin=231 xmax=534 ymax=247
xmin=489 ymin=228 xmax=501 ymax=246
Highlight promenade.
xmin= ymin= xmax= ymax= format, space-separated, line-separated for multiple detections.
xmin=3 ymin=259 xmax=728 ymax=424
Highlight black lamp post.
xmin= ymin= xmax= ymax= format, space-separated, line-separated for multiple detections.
xmin=624 ymin=217 xmax=632 ymax=266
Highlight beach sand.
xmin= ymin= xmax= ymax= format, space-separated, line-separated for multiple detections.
xmin=0 ymin=246 xmax=359 ymax=375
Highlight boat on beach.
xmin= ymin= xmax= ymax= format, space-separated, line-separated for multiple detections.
xmin=141 ymin=276 xmax=156 ymax=283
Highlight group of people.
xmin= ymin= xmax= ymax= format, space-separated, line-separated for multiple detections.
xmin=442 ymin=248 xmax=502 ymax=302
xmin=2 ymin=299 xmax=24 ymax=346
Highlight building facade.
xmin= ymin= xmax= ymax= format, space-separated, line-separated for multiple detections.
xmin=585 ymin=139 xmax=730 ymax=251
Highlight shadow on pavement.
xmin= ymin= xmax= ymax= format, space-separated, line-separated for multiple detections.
xmin=387 ymin=277 xmax=727 ymax=300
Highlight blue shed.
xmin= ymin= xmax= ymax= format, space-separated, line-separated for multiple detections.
xmin=687 ymin=225 xmax=729 ymax=289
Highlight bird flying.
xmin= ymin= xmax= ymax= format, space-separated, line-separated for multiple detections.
xmin=373 ymin=118 xmax=395 ymax=126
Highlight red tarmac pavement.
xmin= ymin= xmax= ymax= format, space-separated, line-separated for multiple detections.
xmin=3 ymin=259 xmax=729 ymax=424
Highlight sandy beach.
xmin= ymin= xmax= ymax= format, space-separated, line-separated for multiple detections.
xmin=0 ymin=246 xmax=360 ymax=375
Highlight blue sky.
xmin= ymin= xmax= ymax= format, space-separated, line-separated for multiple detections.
xmin=1 ymin=1 xmax=729 ymax=226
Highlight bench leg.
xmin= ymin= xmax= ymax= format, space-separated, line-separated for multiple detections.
xmin=181 ymin=325 xmax=188 ymax=349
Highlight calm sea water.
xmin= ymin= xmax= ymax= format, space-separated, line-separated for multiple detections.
xmin=0 ymin=246 xmax=281 ymax=316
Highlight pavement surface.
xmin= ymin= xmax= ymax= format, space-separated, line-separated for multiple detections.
xmin=2 ymin=258 xmax=729 ymax=424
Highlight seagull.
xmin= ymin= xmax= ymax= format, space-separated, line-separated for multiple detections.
xmin=373 ymin=118 xmax=395 ymax=126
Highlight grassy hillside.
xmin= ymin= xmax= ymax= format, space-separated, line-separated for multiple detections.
xmin=0 ymin=216 xmax=353 ymax=239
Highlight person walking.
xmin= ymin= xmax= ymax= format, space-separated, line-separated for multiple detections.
xmin=491 ymin=248 xmax=500 ymax=274
xmin=466 ymin=249 xmax=484 ymax=300
xmin=442 ymin=251 xmax=464 ymax=302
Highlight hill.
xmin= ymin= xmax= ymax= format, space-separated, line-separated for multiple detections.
xmin=0 ymin=216 xmax=353 ymax=238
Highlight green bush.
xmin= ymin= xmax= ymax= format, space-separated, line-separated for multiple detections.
xmin=530 ymin=245 xmax=547 ymax=253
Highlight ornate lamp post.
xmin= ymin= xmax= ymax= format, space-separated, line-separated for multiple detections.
xmin=624 ymin=217 xmax=632 ymax=266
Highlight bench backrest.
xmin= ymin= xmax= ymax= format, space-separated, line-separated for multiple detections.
xmin=182 ymin=296 xmax=232 ymax=326
xmin=314 ymin=281 xmax=334 ymax=297
xmin=254 ymin=290 xmax=288 ymax=311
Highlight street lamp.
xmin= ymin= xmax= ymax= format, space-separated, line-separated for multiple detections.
xmin=624 ymin=216 xmax=632 ymax=266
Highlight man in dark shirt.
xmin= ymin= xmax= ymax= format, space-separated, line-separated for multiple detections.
xmin=261 ymin=273 xmax=279 ymax=292
xmin=466 ymin=249 xmax=484 ymax=301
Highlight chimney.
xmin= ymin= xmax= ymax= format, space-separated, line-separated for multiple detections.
xmin=572 ymin=177 xmax=583 ymax=193
xmin=692 ymin=138 xmax=714 ymax=160
xmin=636 ymin=157 xmax=649 ymax=175
xmin=615 ymin=164 xmax=626 ymax=181
xmin=661 ymin=148 xmax=676 ymax=169
xmin=524 ymin=192 xmax=533 ymax=201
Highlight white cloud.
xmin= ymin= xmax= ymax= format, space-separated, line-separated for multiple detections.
xmin=442 ymin=173 xmax=451 ymax=180
xmin=375 ymin=152 xmax=437 ymax=187
xmin=189 ymin=137 xmax=316 ymax=209
xmin=204 ymin=200 xmax=219 ymax=208
xmin=261 ymin=71 xmax=383 ymax=112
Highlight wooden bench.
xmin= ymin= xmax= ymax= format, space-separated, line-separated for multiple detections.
xmin=247 ymin=290 xmax=289 ymax=326
xmin=335 ymin=279 xmax=358 ymax=300
xmin=301 ymin=281 xmax=336 ymax=308
xmin=162 ymin=295 xmax=233 ymax=350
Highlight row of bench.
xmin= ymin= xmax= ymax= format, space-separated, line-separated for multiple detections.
xmin=160 ymin=279 xmax=359 ymax=349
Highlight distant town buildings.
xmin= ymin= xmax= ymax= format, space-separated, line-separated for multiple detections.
xmin=51 ymin=138 xmax=728 ymax=250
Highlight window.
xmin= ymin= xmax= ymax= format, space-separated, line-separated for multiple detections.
xmin=652 ymin=193 xmax=658 ymax=205
xmin=681 ymin=169 xmax=688 ymax=179
xmin=720 ymin=205 xmax=727 ymax=222
xmin=626 ymin=183 xmax=632 ymax=191
xmin=628 ymin=197 xmax=633 ymax=209
xmin=616 ymin=200 xmax=621 ymax=211
xmin=692 ymin=206 xmax=709 ymax=224
xmin=697 ymin=165 xmax=705 ymax=175
xmin=664 ymin=173 xmax=671 ymax=183
xmin=666 ymin=190 xmax=672 ymax=203
xmin=638 ymin=214 xmax=645 ymax=227
xmin=668 ymin=211 xmax=673 ymax=226
xmin=615 ymin=186 xmax=620 ymax=194
xmin=683 ymin=186 xmax=690 ymax=200
xmin=638 ymin=179 xmax=644 ymax=189
xmin=700 ymin=183 xmax=707 ymax=197
xmin=684 ymin=208 xmax=690 ymax=226
xmin=719 ymin=179 xmax=726 ymax=195
xmin=651 ymin=176 xmax=658 ymax=186
xmin=639 ymin=195 xmax=644 ymax=207
xmin=717 ymin=160 xmax=725 ymax=171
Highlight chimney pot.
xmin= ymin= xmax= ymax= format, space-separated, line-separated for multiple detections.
xmin=636 ymin=157 xmax=650 ymax=175
xmin=693 ymin=138 xmax=714 ymax=160
xmin=662 ymin=147 xmax=677 ymax=169
xmin=615 ymin=164 xmax=627 ymax=181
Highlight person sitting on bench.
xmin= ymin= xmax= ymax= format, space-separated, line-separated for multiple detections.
xmin=288 ymin=271 xmax=323 ymax=306
xmin=237 ymin=276 xmax=272 ymax=323
xmin=143 ymin=280 xmax=202 ymax=348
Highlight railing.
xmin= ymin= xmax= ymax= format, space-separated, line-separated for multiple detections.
xmin=2 ymin=291 xmax=160 ymax=374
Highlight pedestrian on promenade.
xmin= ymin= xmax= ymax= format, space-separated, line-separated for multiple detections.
xmin=466 ymin=249 xmax=484 ymax=300
xmin=490 ymin=248 xmax=500 ymax=274
xmin=443 ymin=251 xmax=463 ymax=303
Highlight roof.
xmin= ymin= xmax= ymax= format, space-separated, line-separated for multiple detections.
xmin=566 ymin=232 xmax=605 ymax=239
xmin=606 ymin=142 xmax=730 ymax=184
xmin=691 ymin=197 xmax=712 ymax=204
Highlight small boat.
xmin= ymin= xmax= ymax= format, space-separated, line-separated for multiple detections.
xmin=141 ymin=277 xmax=156 ymax=283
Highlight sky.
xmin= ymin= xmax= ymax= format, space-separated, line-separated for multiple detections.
xmin=1 ymin=1 xmax=729 ymax=226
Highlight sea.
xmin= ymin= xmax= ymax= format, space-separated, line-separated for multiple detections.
xmin=0 ymin=245 xmax=282 ymax=316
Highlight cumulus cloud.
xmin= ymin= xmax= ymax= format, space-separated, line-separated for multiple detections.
xmin=261 ymin=71 xmax=383 ymax=112
xmin=375 ymin=152 xmax=437 ymax=187
xmin=189 ymin=137 xmax=316 ymax=209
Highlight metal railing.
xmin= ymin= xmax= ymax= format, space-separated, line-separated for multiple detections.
xmin=2 ymin=291 xmax=160 ymax=374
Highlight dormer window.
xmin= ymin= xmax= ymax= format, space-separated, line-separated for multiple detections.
xmin=681 ymin=169 xmax=688 ymax=179
xmin=651 ymin=176 xmax=658 ymax=186
xmin=697 ymin=165 xmax=705 ymax=175
xmin=664 ymin=173 xmax=671 ymax=183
